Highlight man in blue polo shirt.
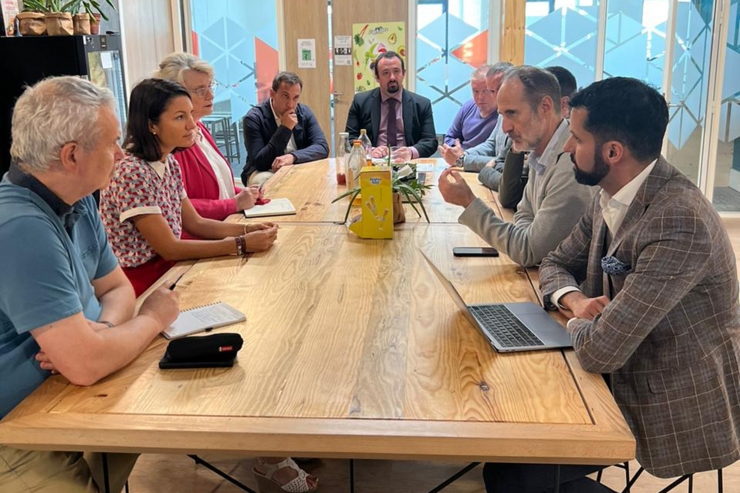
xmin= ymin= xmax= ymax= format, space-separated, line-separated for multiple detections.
xmin=0 ymin=77 xmax=180 ymax=492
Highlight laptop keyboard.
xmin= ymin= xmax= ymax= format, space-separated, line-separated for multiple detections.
xmin=469 ymin=305 xmax=545 ymax=348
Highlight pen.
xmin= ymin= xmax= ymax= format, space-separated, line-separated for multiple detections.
xmin=168 ymin=272 xmax=186 ymax=290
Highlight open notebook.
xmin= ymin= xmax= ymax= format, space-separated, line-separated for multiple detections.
xmin=163 ymin=301 xmax=246 ymax=340
xmin=243 ymin=198 xmax=296 ymax=218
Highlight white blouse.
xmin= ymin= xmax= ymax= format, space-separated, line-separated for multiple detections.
xmin=196 ymin=127 xmax=236 ymax=199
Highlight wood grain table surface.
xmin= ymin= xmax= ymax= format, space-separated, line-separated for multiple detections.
xmin=0 ymin=159 xmax=634 ymax=465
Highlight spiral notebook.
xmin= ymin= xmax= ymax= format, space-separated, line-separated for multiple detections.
xmin=242 ymin=198 xmax=296 ymax=218
xmin=163 ymin=302 xmax=246 ymax=340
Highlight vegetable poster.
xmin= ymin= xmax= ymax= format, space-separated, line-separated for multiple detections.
xmin=352 ymin=22 xmax=406 ymax=94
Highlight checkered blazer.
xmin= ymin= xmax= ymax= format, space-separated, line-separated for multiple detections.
xmin=539 ymin=157 xmax=740 ymax=478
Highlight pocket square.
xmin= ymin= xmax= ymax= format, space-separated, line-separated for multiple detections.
xmin=601 ymin=256 xmax=631 ymax=275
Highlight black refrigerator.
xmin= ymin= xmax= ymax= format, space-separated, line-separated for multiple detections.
xmin=0 ymin=34 xmax=127 ymax=177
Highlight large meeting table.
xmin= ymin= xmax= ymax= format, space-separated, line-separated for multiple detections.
xmin=0 ymin=159 xmax=634 ymax=484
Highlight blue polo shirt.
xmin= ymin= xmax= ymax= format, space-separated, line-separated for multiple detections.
xmin=0 ymin=166 xmax=118 ymax=418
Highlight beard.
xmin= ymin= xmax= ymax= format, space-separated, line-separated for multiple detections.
xmin=386 ymin=81 xmax=400 ymax=94
xmin=573 ymin=145 xmax=609 ymax=186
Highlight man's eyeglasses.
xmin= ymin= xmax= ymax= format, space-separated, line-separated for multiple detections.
xmin=192 ymin=81 xmax=217 ymax=98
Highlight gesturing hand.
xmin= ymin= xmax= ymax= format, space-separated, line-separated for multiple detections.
xmin=438 ymin=168 xmax=476 ymax=208
xmin=440 ymin=139 xmax=464 ymax=166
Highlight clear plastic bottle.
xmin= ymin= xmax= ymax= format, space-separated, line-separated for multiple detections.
xmin=346 ymin=140 xmax=365 ymax=186
xmin=336 ymin=132 xmax=349 ymax=185
xmin=359 ymin=129 xmax=372 ymax=160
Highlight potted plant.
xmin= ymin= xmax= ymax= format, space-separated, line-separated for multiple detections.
xmin=23 ymin=0 xmax=74 ymax=35
xmin=332 ymin=162 xmax=431 ymax=225
xmin=18 ymin=0 xmax=46 ymax=35
xmin=66 ymin=0 xmax=116 ymax=35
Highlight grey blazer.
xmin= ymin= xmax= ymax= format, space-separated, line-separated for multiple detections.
xmin=539 ymin=157 xmax=740 ymax=478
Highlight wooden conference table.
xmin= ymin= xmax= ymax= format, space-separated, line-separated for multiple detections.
xmin=0 ymin=159 xmax=634 ymax=470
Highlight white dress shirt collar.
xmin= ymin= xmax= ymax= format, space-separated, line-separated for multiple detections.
xmin=599 ymin=159 xmax=657 ymax=235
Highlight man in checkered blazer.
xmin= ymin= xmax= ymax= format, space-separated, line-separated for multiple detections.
xmin=484 ymin=77 xmax=740 ymax=492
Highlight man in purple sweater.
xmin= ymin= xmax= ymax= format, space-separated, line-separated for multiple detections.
xmin=444 ymin=65 xmax=499 ymax=150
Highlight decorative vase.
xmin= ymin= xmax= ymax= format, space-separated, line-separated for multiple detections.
xmin=45 ymin=12 xmax=73 ymax=36
xmin=73 ymin=13 xmax=91 ymax=35
xmin=17 ymin=12 xmax=46 ymax=36
xmin=392 ymin=192 xmax=405 ymax=224
xmin=90 ymin=13 xmax=101 ymax=34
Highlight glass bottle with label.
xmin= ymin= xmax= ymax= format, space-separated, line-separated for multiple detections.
xmin=336 ymin=132 xmax=349 ymax=185
xmin=346 ymin=140 xmax=364 ymax=187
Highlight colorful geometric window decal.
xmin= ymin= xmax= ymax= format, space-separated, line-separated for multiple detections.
xmin=190 ymin=1 xmax=279 ymax=171
xmin=415 ymin=0 xmax=490 ymax=134
xmin=720 ymin=0 xmax=740 ymax=145
xmin=525 ymin=1 xmax=600 ymax=87
xmin=666 ymin=0 xmax=713 ymax=150
xmin=602 ymin=0 xmax=668 ymax=89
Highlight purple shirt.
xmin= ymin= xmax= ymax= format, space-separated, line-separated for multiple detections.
xmin=378 ymin=89 xmax=419 ymax=159
xmin=444 ymin=99 xmax=498 ymax=150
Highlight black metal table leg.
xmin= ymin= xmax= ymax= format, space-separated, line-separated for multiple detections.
xmin=553 ymin=464 xmax=561 ymax=493
xmin=349 ymin=459 xmax=355 ymax=493
xmin=187 ymin=455 xmax=257 ymax=493
xmin=427 ymin=462 xmax=480 ymax=493
xmin=102 ymin=452 xmax=111 ymax=493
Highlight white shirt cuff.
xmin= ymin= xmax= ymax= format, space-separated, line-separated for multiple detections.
xmin=552 ymin=286 xmax=580 ymax=308
xmin=566 ymin=317 xmax=581 ymax=331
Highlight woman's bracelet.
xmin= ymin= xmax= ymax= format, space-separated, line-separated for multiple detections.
xmin=243 ymin=224 xmax=248 ymax=236
xmin=235 ymin=236 xmax=245 ymax=256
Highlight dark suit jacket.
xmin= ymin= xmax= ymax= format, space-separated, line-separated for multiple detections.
xmin=240 ymin=100 xmax=329 ymax=182
xmin=540 ymin=157 xmax=740 ymax=478
xmin=345 ymin=88 xmax=438 ymax=157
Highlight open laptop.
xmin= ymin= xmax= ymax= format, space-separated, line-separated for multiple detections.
xmin=420 ymin=250 xmax=572 ymax=353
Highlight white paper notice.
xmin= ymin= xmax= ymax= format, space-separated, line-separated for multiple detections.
xmin=100 ymin=52 xmax=113 ymax=69
xmin=298 ymin=39 xmax=316 ymax=69
xmin=334 ymin=35 xmax=352 ymax=66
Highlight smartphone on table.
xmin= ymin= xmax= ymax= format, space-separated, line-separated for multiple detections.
xmin=452 ymin=247 xmax=499 ymax=257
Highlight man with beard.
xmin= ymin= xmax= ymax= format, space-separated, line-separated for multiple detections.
xmin=438 ymin=66 xmax=593 ymax=267
xmin=481 ymin=77 xmax=740 ymax=493
xmin=345 ymin=51 xmax=438 ymax=159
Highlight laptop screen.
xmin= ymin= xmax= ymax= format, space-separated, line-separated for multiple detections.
xmin=419 ymin=251 xmax=479 ymax=327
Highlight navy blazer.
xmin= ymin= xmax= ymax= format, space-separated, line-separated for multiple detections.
xmin=240 ymin=100 xmax=329 ymax=182
xmin=345 ymin=88 xmax=438 ymax=158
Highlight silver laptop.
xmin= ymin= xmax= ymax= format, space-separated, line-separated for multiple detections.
xmin=420 ymin=251 xmax=572 ymax=353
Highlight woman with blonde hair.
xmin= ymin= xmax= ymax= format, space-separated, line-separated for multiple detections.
xmin=155 ymin=52 xmax=261 ymax=221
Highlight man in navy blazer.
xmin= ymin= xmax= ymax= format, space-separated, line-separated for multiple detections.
xmin=240 ymin=71 xmax=329 ymax=185
xmin=345 ymin=52 xmax=438 ymax=160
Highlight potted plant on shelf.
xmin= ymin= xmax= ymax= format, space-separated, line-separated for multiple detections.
xmin=22 ymin=0 xmax=74 ymax=35
xmin=332 ymin=162 xmax=431 ymax=225
xmin=18 ymin=0 xmax=46 ymax=35
xmin=67 ymin=0 xmax=116 ymax=35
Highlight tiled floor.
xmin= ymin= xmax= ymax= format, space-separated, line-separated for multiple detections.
xmin=125 ymin=217 xmax=740 ymax=493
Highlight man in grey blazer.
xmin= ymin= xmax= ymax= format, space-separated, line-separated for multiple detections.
xmin=438 ymin=66 xmax=593 ymax=267
xmin=484 ymin=77 xmax=740 ymax=492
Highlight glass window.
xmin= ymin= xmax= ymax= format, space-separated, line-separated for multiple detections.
xmin=524 ymin=0 xmax=599 ymax=85
xmin=415 ymin=0 xmax=490 ymax=135
xmin=190 ymin=0 xmax=279 ymax=174
xmin=712 ymin=0 xmax=740 ymax=211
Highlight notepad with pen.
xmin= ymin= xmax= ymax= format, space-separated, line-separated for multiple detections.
xmin=163 ymin=301 xmax=246 ymax=340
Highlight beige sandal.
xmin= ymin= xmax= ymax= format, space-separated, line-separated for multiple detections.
xmin=253 ymin=457 xmax=319 ymax=493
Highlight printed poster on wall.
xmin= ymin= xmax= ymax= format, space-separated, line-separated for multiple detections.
xmin=352 ymin=22 xmax=405 ymax=94
xmin=297 ymin=39 xmax=316 ymax=69
xmin=334 ymin=35 xmax=352 ymax=66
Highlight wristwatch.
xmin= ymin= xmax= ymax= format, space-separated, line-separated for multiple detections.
xmin=455 ymin=153 xmax=466 ymax=168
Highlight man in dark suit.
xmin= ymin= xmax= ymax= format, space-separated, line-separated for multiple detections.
xmin=484 ymin=77 xmax=740 ymax=492
xmin=240 ymin=71 xmax=329 ymax=185
xmin=345 ymin=51 xmax=437 ymax=160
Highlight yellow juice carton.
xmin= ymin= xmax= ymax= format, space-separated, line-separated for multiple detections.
xmin=349 ymin=166 xmax=393 ymax=239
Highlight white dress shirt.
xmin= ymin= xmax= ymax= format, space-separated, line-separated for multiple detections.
xmin=195 ymin=127 xmax=235 ymax=200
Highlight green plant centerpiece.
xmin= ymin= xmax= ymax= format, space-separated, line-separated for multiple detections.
xmin=332 ymin=157 xmax=432 ymax=225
